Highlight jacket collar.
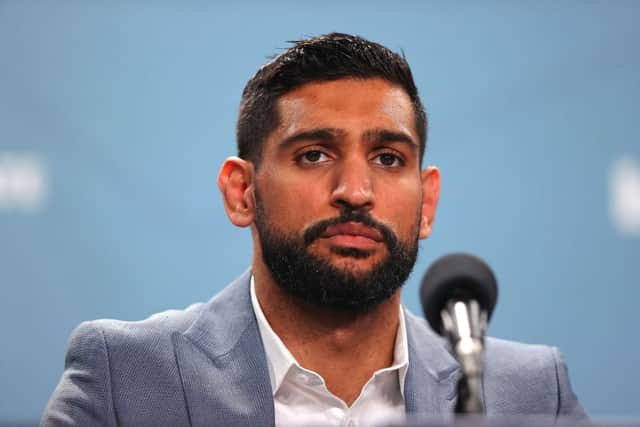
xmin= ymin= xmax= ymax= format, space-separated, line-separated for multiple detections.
xmin=403 ymin=308 xmax=460 ymax=416
xmin=175 ymin=269 xmax=274 ymax=426
xmin=182 ymin=269 xmax=257 ymax=359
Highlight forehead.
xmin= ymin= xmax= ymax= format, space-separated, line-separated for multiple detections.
xmin=273 ymin=78 xmax=418 ymax=143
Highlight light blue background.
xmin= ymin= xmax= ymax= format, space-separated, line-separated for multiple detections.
xmin=1 ymin=0 xmax=639 ymax=422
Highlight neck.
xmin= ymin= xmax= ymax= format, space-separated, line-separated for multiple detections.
xmin=252 ymin=258 xmax=401 ymax=405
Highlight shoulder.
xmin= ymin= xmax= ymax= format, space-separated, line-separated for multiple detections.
xmin=483 ymin=337 xmax=574 ymax=389
xmin=403 ymin=309 xmax=562 ymax=378
xmin=484 ymin=337 xmax=585 ymax=417
xmin=483 ymin=338 xmax=560 ymax=396
xmin=67 ymin=268 xmax=253 ymax=364
xmin=403 ymin=310 xmax=584 ymax=416
xmin=44 ymin=271 xmax=255 ymax=425
xmin=72 ymin=301 xmax=206 ymax=352
xmin=484 ymin=336 xmax=560 ymax=374
xmin=62 ymin=301 xmax=208 ymax=395
xmin=404 ymin=310 xmax=558 ymax=382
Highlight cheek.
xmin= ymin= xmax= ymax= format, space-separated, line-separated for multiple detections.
xmin=257 ymin=173 xmax=326 ymax=228
xmin=377 ymin=178 xmax=423 ymax=232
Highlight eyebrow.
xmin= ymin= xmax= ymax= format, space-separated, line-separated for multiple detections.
xmin=276 ymin=127 xmax=418 ymax=152
xmin=278 ymin=128 xmax=347 ymax=150
xmin=362 ymin=129 xmax=419 ymax=151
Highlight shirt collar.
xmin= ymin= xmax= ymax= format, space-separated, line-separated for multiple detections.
xmin=251 ymin=276 xmax=298 ymax=395
xmin=250 ymin=276 xmax=409 ymax=397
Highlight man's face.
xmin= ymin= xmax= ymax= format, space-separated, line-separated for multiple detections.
xmin=252 ymin=78 xmax=436 ymax=312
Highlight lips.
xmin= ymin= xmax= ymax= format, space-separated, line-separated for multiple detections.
xmin=319 ymin=221 xmax=383 ymax=244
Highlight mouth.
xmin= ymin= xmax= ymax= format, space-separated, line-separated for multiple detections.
xmin=318 ymin=221 xmax=383 ymax=250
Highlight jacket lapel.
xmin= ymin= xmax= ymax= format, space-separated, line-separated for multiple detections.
xmin=173 ymin=270 xmax=274 ymax=426
xmin=403 ymin=308 xmax=460 ymax=418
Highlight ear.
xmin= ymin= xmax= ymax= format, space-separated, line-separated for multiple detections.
xmin=419 ymin=166 xmax=441 ymax=239
xmin=217 ymin=156 xmax=255 ymax=227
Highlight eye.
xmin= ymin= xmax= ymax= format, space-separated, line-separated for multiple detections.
xmin=373 ymin=152 xmax=404 ymax=167
xmin=297 ymin=150 xmax=330 ymax=164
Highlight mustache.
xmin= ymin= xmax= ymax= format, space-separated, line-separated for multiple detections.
xmin=303 ymin=210 xmax=398 ymax=249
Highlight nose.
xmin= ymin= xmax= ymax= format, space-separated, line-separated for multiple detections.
xmin=330 ymin=156 xmax=374 ymax=211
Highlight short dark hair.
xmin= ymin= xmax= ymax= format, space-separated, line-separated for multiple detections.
xmin=236 ymin=33 xmax=427 ymax=167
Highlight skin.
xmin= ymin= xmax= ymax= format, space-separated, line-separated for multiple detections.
xmin=218 ymin=77 xmax=440 ymax=406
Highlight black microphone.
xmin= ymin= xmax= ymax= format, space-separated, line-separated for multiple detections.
xmin=420 ymin=253 xmax=498 ymax=414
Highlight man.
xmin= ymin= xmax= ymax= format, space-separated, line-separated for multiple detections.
xmin=43 ymin=33 xmax=586 ymax=426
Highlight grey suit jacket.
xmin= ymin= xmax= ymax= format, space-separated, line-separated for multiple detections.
xmin=43 ymin=270 xmax=586 ymax=426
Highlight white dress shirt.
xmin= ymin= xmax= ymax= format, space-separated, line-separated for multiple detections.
xmin=250 ymin=277 xmax=409 ymax=427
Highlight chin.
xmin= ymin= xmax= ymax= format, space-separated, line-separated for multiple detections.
xmin=328 ymin=254 xmax=385 ymax=275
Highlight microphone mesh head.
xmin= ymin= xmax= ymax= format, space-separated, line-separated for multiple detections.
xmin=420 ymin=253 xmax=498 ymax=335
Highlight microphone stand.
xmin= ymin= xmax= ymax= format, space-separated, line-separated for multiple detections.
xmin=440 ymin=299 xmax=488 ymax=414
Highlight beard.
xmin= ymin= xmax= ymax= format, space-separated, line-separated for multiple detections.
xmin=254 ymin=190 xmax=420 ymax=314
